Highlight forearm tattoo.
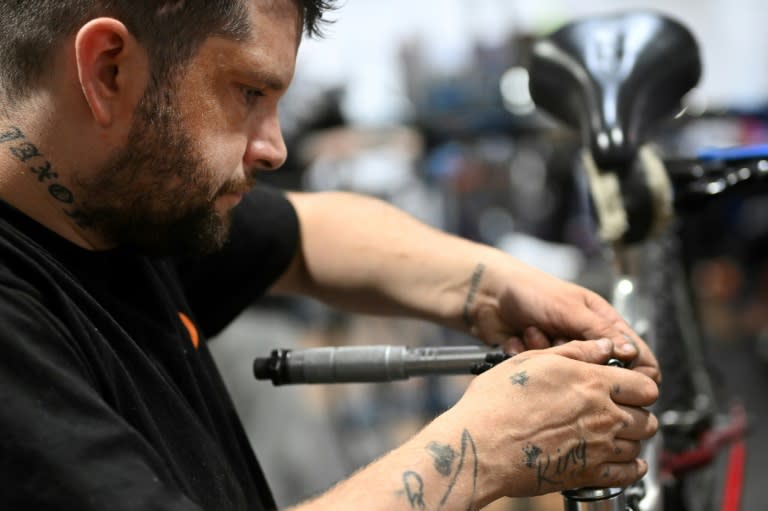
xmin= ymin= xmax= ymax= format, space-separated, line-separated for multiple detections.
xmin=462 ymin=263 xmax=486 ymax=329
xmin=398 ymin=429 xmax=478 ymax=510
xmin=0 ymin=126 xmax=90 ymax=226
xmin=426 ymin=441 xmax=457 ymax=477
xmin=403 ymin=471 xmax=426 ymax=510
xmin=523 ymin=439 xmax=588 ymax=491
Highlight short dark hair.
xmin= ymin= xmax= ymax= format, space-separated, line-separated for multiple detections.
xmin=0 ymin=0 xmax=335 ymax=103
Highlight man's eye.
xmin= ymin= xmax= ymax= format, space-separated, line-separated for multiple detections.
xmin=242 ymin=87 xmax=264 ymax=105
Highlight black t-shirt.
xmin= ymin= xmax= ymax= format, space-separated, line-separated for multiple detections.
xmin=0 ymin=186 xmax=299 ymax=510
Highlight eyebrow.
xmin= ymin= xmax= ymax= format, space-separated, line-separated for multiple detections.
xmin=240 ymin=68 xmax=287 ymax=92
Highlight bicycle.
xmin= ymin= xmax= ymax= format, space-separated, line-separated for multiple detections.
xmin=527 ymin=9 xmax=753 ymax=511
xmin=254 ymin=10 xmax=759 ymax=511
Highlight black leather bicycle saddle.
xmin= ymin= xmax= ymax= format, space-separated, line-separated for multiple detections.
xmin=528 ymin=10 xmax=701 ymax=172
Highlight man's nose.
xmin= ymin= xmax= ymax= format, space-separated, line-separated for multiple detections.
xmin=244 ymin=114 xmax=287 ymax=172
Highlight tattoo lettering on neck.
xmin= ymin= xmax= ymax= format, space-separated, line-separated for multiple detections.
xmin=0 ymin=125 xmax=83 ymax=222
xmin=462 ymin=263 xmax=486 ymax=329
xmin=10 ymin=141 xmax=42 ymax=162
xmin=523 ymin=439 xmax=589 ymax=491
xmin=30 ymin=161 xmax=58 ymax=182
xmin=48 ymin=184 xmax=74 ymax=204
xmin=0 ymin=126 xmax=23 ymax=144
xmin=427 ymin=441 xmax=457 ymax=477
xmin=510 ymin=371 xmax=529 ymax=386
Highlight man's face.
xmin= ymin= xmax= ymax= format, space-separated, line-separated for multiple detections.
xmin=76 ymin=85 xmax=234 ymax=255
xmin=77 ymin=1 xmax=299 ymax=255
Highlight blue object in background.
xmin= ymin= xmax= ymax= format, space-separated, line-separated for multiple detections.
xmin=697 ymin=143 xmax=768 ymax=161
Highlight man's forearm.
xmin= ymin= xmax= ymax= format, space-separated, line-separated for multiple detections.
xmin=288 ymin=417 xmax=491 ymax=511
xmin=269 ymin=191 xmax=661 ymax=379
xmin=270 ymin=191 xmax=509 ymax=332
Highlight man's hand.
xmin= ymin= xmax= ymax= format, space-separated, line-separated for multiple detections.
xmin=439 ymin=338 xmax=659 ymax=505
xmin=468 ymin=262 xmax=660 ymax=382
xmin=288 ymin=339 xmax=659 ymax=510
xmin=278 ymin=192 xmax=659 ymax=381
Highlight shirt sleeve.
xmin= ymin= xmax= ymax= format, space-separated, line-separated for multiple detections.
xmin=177 ymin=185 xmax=300 ymax=337
xmin=0 ymin=285 xmax=203 ymax=511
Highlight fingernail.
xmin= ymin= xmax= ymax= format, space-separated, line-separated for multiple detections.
xmin=596 ymin=338 xmax=612 ymax=352
xmin=619 ymin=342 xmax=637 ymax=355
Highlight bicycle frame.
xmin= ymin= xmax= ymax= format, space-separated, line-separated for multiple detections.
xmin=576 ymin=243 xmax=665 ymax=511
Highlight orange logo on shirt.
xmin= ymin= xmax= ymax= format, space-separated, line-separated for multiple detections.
xmin=178 ymin=312 xmax=200 ymax=350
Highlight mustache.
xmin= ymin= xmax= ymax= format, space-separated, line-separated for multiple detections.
xmin=215 ymin=170 xmax=261 ymax=197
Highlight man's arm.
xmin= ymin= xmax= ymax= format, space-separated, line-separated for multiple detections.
xmin=287 ymin=340 xmax=658 ymax=510
xmin=270 ymin=191 xmax=658 ymax=380
xmin=271 ymin=190 xmax=492 ymax=328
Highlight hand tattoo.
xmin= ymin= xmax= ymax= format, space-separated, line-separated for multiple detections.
xmin=523 ymin=444 xmax=542 ymax=468
xmin=523 ymin=439 xmax=589 ymax=491
xmin=510 ymin=371 xmax=529 ymax=386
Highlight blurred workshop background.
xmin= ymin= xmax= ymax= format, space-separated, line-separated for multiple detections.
xmin=209 ymin=0 xmax=768 ymax=509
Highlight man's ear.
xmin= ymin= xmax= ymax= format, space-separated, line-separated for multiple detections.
xmin=74 ymin=18 xmax=148 ymax=127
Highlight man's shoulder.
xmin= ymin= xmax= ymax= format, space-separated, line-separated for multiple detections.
xmin=0 ymin=211 xmax=72 ymax=299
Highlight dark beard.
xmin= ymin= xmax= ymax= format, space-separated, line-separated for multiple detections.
xmin=76 ymin=86 xmax=235 ymax=256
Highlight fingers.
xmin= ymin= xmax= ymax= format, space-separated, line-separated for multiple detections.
xmin=547 ymin=338 xmax=614 ymax=364
xmin=595 ymin=410 xmax=657 ymax=488
xmin=498 ymin=336 xmax=525 ymax=355
xmin=523 ymin=326 xmax=552 ymax=350
xmin=610 ymin=323 xmax=661 ymax=383
xmin=614 ymin=406 xmax=658 ymax=441
xmin=474 ymin=310 xmax=558 ymax=352
xmin=582 ymin=291 xmax=661 ymax=383
xmin=603 ymin=366 xmax=659 ymax=408
xmin=497 ymin=329 xmax=562 ymax=354
xmin=595 ymin=458 xmax=649 ymax=488
xmin=608 ymin=439 xmax=642 ymax=462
